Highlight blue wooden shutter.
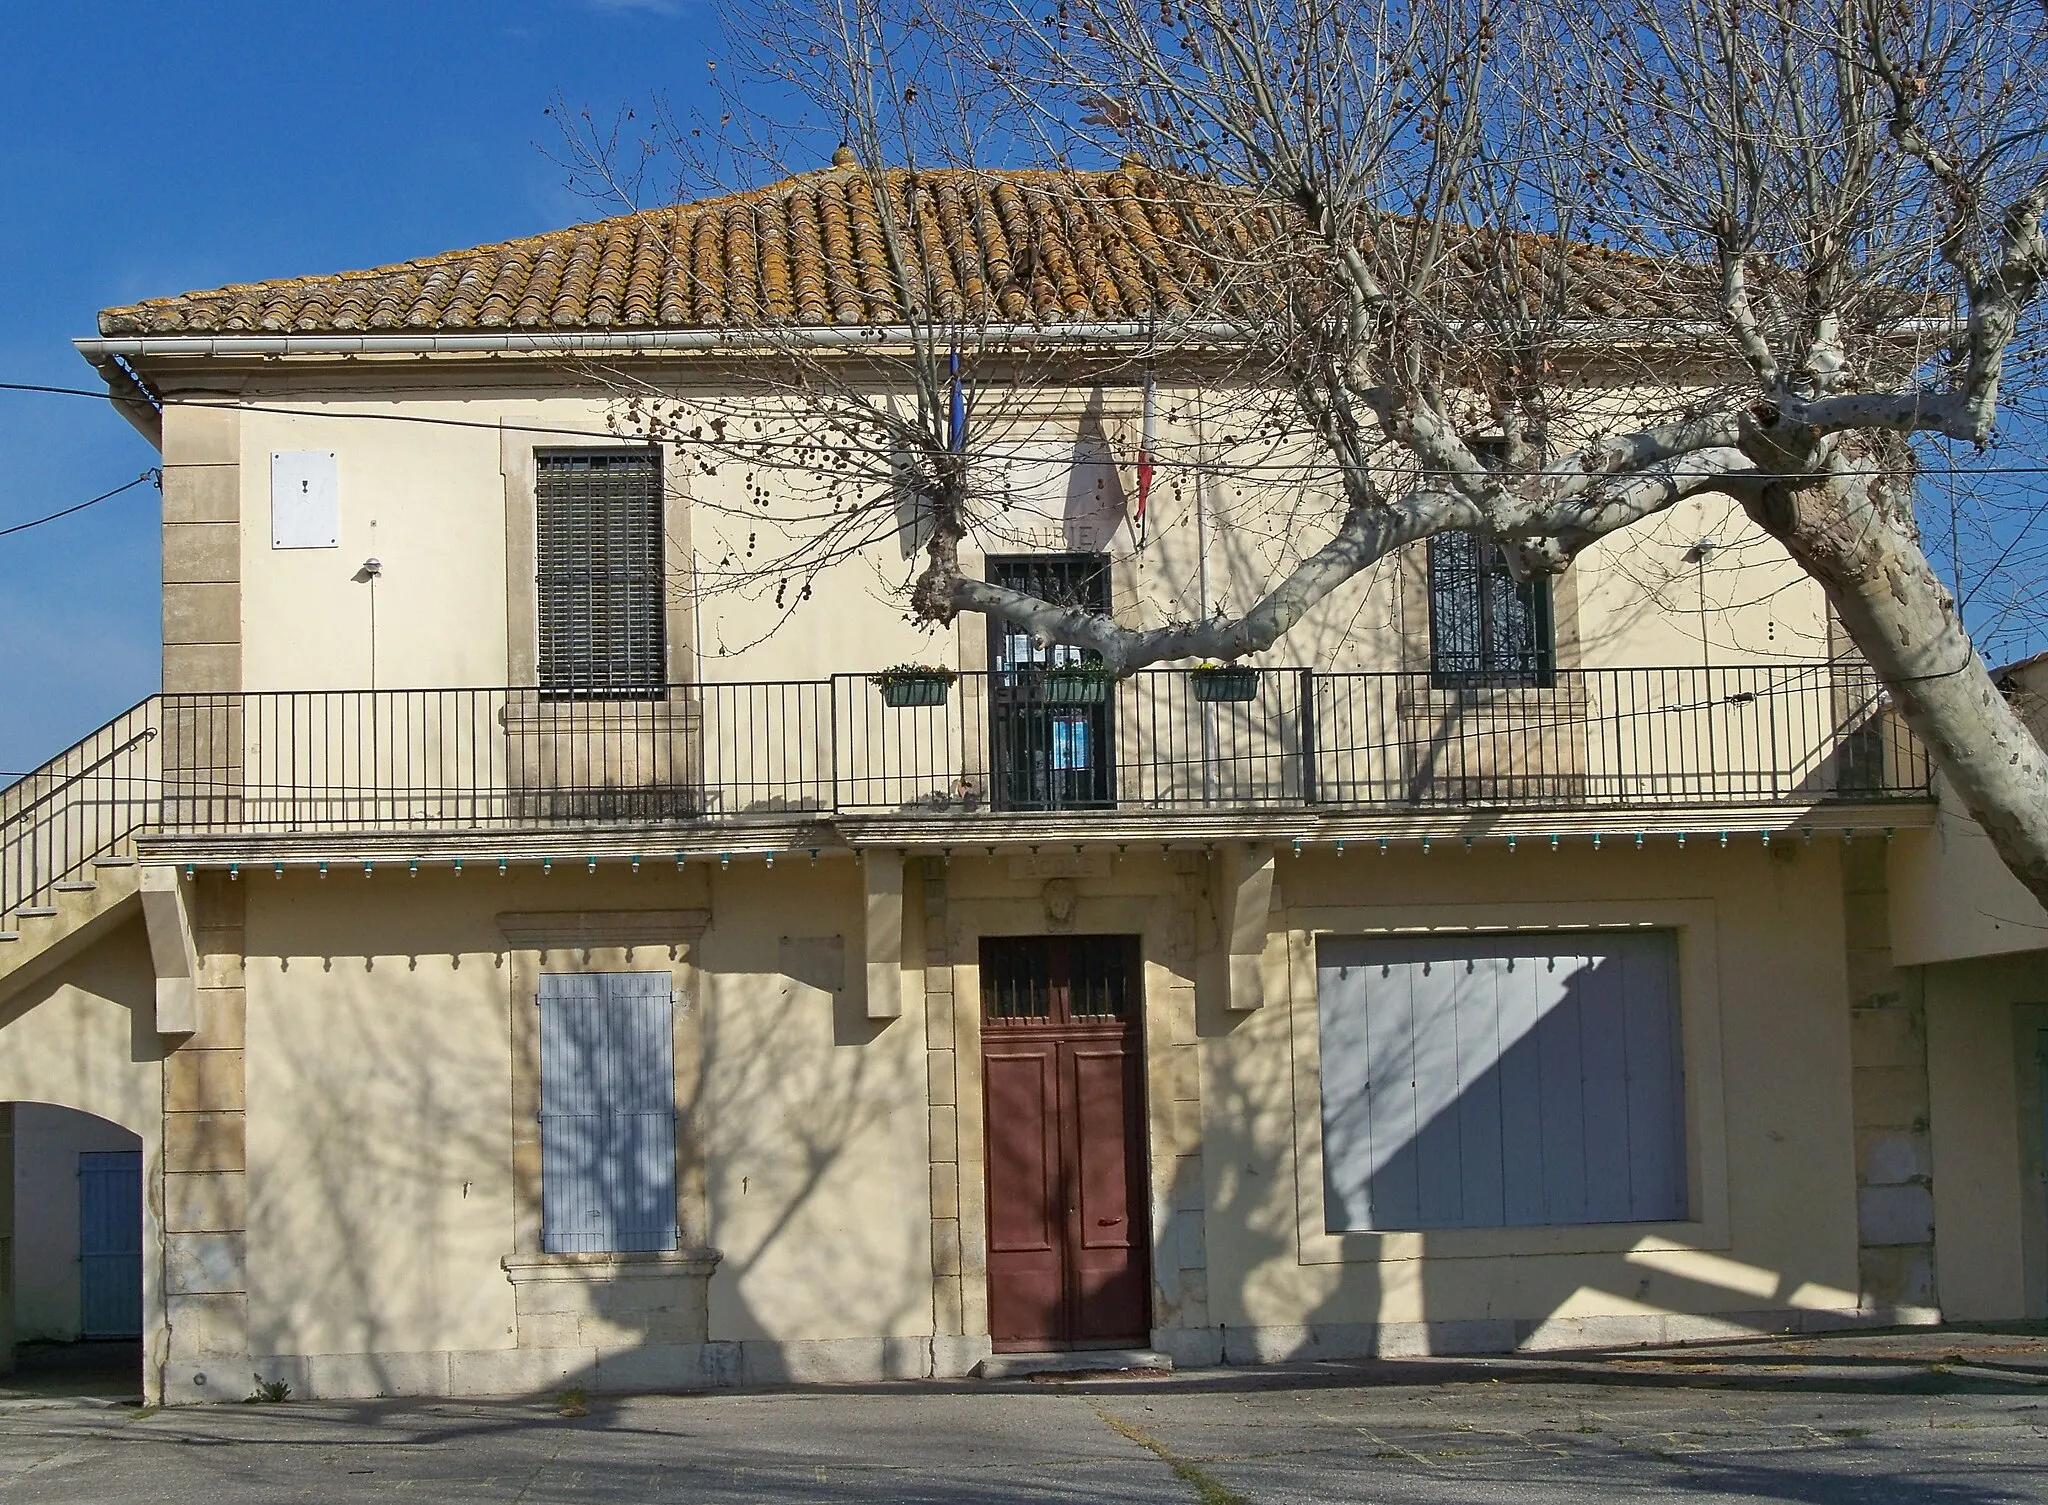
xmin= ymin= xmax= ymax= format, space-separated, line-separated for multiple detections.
xmin=539 ymin=973 xmax=679 ymax=1253
xmin=78 ymin=1150 xmax=143 ymax=1338
xmin=1318 ymin=931 xmax=1685 ymax=1232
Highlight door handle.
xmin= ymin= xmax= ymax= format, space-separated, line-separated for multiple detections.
xmin=1097 ymin=1216 xmax=1123 ymax=1226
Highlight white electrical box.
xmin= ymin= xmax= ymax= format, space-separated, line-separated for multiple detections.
xmin=271 ymin=451 xmax=339 ymax=549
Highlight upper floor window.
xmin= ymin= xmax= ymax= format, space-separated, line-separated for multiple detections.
xmin=1427 ymin=532 xmax=1555 ymax=688
xmin=536 ymin=450 xmax=665 ymax=697
xmin=1428 ymin=436 xmax=1555 ymax=688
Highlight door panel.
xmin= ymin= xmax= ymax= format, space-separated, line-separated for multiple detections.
xmin=78 ymin=1150 xmax=143 ymax=1340
xmin=982 ymin=935 xmax=1150 ymax=1351
xmin=1070 ymin=1049 xmax=1137 ymax=1252
xmin=984 ymin=1044 xmax=1065 ymax=1347
xmin=1066 ymin=1043 xmax=1149 ymax=1345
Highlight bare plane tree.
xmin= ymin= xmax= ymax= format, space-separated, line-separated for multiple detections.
xmin=565 ymin=0 xmax=2048 ymax=908
xmin=946 ymin=0 xmax=2048 ymax=906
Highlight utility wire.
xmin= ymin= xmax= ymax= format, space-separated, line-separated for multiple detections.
xmin=0 ymin=470 xmax=159 ymax=540
xmin=8 ymin=378 xmax=2048 ymax=479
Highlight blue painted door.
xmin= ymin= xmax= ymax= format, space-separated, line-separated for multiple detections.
xmin=78 ymin=1150 xmax=143 ymax=1339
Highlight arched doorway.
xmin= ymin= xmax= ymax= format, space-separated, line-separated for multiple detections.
xmin=3 ymin=1103 xmax=144 ymax=1401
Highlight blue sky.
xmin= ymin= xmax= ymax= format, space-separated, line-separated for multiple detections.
xmin=0 ymin=0 xmax=718 ymax=774
xmin=3 ymin=4 xmax=2042 ymax=774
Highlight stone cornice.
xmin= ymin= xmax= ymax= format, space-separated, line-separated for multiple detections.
xmin=496 ymin=909 xmax=710 ymax=949
xmin=133 ymin=796 xmax=1932 ymax=870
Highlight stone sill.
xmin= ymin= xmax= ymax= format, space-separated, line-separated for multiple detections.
xmin=503 ymin=1249 xmax=721 ymax=1284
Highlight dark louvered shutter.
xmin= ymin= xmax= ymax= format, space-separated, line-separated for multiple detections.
xmin=535 ymin=451 xmax=666 ymax=697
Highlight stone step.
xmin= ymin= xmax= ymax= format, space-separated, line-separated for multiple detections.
xmin=91 ymin=855 xmax=137 ymax=867
xmin=0 ymin=933 xmax=17 ymax=944
xmin=973 ymin=1348 xmax=1175 ymax=1380
xmin=54 ymin=881 xmax=98 ymax=893
xmin=13 ymin=907 xmax=57 ymax=919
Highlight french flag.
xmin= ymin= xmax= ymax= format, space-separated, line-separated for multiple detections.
xmin=1135 ymin=368 xmax=1156 ymax=545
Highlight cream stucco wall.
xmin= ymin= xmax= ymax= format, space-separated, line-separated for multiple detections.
xmin=1925 ymin=953 xmax=2048 ymax=1320
xmin=0 ymin=919 xmax=163 ymax=1140
xmin=161 ymin=367 xmax=1825 ymax=699
xmin=0 ymin=919 xmax=165 ymax=1381
xmin=691 ymin=858 xmax=934 ymax=1345
xmin=237 ymin=860 xmax=936 ymax=1365
xmin=242 ymin=878 xmax=523 ymax=1360
xmin=1198 ymin=838 xmax=1863 ymax=1349
xmin=1891 ymin=796 xmax=2048 ymax=967
xmin=234 ymin=400 xmax=513 ymax=692
xmin=12 ymin=1103 xmax=144 ymax=1342
xmin=0 ymin=838 xmax=1897 ymax=1390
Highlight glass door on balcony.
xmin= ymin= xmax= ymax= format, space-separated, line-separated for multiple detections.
xmin=986 ymin=554 xmax=1113 ymax=811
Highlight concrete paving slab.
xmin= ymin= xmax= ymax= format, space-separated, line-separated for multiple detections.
xmin=0 ymin=1328 xmax=2044 ymax=1502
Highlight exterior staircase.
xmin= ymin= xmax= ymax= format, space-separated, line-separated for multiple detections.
xmin=0 ymin=857 xmax=145 ymax=1005
xmin=0 ymin=700 xmax=160 ymax=1005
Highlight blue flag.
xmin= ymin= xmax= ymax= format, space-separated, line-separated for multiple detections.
xmin=947 ymin=347 xmax=966 ymax=454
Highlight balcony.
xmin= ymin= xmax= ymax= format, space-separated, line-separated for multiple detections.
xmin=0 ymin=661 xmax=1930 ymax=916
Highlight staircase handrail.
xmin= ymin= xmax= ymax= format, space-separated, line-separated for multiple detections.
xmin=0 ymin=723 xmax=159 ymax=826
xmin=1 ymin=697 xmax=163 ymax=919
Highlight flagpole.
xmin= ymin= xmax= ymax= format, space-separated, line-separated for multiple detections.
xmin=1136 ymin=367 xmax=1156 ymax=550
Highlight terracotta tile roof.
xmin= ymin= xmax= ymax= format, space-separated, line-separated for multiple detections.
xmin=98 ymin=165 xmax=1698 ymax=337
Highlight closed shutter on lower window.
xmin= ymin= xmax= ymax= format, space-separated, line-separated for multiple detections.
xmin=1317 ymin=931 xmax=1686 ymax=1232
xmin=538 ymin=972 xmax=679 ymax=1253
xmin=535 ymin=450 xmax=665 ymax=696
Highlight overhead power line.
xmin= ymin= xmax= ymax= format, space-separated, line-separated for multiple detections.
xmin=0 ymin=471 xmax=159 ymax=541
xmin=7 ymin=377 xmax=2048 ymax=479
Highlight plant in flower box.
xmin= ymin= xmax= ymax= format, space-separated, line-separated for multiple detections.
xmin=870 ymin=663 xmax=956 ymax=707
xmin=1189 ymin=661 xmax=1261 ymax=702
xmin=1037 ymin=661 xmax=1115 ymax=705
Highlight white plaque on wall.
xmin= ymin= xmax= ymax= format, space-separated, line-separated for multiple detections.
xmin=271 ymin=450 xmax=339 ymax=549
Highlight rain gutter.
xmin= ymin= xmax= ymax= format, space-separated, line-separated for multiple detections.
xmin=74 ymin=324 xmax=1249 ymax=361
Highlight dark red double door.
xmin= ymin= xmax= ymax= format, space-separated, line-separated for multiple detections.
xmin=981 ymin=935 xmax=1150 ymax=1352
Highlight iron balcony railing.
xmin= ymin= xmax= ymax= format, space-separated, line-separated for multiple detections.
xmin=2 ymin=663 xmax=1928 ymax=916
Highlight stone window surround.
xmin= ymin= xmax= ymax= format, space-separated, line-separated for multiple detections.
xmin=498 ymin=909 xmax=715 ymax=1264
xmin=501 ymin=427 xmax=697 ymax=690
xmin=1396 ymin=541 xmax=1582 ymax=677
xmin=1283 ymin=898 xmax=1732 ymax=1267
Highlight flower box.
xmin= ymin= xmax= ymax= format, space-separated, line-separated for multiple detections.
xmin=870 ymin=667 xmax=955 ymax=707
xmin=1038 ymin=670 xmax=1112 ymax=706
xmin=1190 ymin=666 xmax=1261 ymax=702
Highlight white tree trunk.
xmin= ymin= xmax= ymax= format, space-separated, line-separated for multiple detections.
xmin=1767 ymin=473 xmax=2048 ymax=910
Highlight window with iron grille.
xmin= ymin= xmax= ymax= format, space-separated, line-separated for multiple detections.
xmin=984 ymin=554 xmax=1115 ymax=811
xmin=536 ymin=450 xmax=666 ymax=697
xmin=1427 ymin=437 xmax=1555 ymax=687
xmin=1427 ymin=532 xmax=1555 ymax=688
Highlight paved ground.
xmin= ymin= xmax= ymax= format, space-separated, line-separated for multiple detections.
xmin=5 ymin=1329 xmax=2048 ymax=1502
